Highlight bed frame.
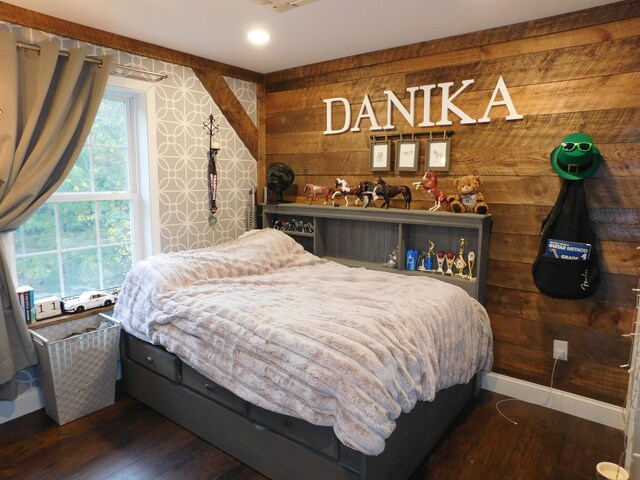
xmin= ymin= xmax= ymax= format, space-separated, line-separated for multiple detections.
xmin=120 ymin=331 xmax=479 ymax=480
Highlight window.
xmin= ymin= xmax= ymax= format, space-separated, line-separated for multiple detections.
xmin=11 ymin=79 xmax=156 ymax=300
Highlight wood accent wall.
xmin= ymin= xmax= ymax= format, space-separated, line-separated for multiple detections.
xmin=264 ymin=1 xmax=640 ymax=405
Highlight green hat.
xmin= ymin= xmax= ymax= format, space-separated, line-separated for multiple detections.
xmin=550 ymin=132 xmax=601 ymax=180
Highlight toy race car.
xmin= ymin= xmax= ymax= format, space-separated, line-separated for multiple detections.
xmin=61 ymin=290 xmax=118 ymax=313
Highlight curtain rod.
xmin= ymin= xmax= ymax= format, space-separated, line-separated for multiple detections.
xmin=16 ymin=41 xmax=167 ymax=82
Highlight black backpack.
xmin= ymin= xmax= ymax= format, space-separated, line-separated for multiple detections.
xmin=531 ymin=180 xmax=600 ymax=299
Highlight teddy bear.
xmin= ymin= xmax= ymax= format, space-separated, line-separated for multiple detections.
xmin=448 ymin=175 xmax=489 ymax=214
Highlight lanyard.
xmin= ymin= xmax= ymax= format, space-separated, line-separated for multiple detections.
xmin=203 ymin=114 xmax=220 ymax=225
xmin=208 ymin=148 xmax=218 ymax=225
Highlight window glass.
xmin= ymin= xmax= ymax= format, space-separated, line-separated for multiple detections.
xmin=94 ymin=146 xmax=129 ymax=191
xmin=102 ymin=244 xmax=133 ymax=288
xmin=13 ymin=204 xmax=57 ymax=254
xmin=62 ymin=249 xmax=100 ymax=296
xmin=58 ymin=202 xmax=96 ymax=249
xmin=99 ymin=200 xmax=133 ymax=245
xmin=58 ymin=147 xmax=92 ymax=193
xmin=14 ymin=90 xmax=141 ymax=300
xmin=15 ymin=253 xmax=60 ymax=298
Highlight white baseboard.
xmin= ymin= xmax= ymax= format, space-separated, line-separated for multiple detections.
xmin=481 ymin=372 xmax=624 ymax=430
xmin=0 ymin=387 xmax=44 ymax=424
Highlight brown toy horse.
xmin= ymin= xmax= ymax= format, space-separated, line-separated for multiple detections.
xmin=374 ymin=177 xmax=412 ymax=209
xmin=413 ymin=171 xmax=448 ymax=211
xmin=303 ymin=184 xmax=333 ymax=205
xmin=332 ymin=178 xmax=375 ymax=207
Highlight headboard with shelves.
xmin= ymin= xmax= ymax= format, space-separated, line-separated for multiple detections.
xmin=262 ymin=204 xmax=492 ymax=303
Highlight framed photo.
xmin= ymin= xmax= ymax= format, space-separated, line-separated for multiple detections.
xmin=426 ymin=138 xmax=450 ymax=171
xmin=370 ymin=141 xmax=391 ymax=171
xmin=395 ymin=140 xmax=419 ymax=171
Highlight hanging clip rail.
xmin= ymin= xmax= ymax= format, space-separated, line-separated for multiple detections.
xmin=369 ymin=130 xmax=454 ymax=141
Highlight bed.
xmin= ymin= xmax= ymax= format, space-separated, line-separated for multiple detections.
xmin=115 ymin=228 xmax=493 ymax=479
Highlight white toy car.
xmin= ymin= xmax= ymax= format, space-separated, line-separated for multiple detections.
xmin=61 ymin=290 xmax=117 ymax=313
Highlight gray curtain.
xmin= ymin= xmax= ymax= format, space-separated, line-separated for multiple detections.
xmin=0 ymin=31 xmax=113 ymax=400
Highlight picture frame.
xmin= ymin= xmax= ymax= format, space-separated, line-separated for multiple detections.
xmin=426 ymin=138 xmax=450 ymax=172
xmin=395 ymin=140 xmax=419 ymax=171
xmin=370 ymin=141 xmax=391 ymax=171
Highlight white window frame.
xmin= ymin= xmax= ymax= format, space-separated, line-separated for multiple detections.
xmin=5 ymin=74 xmax=160 ymax=293
xmin=105 ymin=74 xmax=161 ymax=259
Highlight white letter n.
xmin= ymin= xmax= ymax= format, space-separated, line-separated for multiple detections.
xmin=383 ymin=87 xmax=419 ymax=129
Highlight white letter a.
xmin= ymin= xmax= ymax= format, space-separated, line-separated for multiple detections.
xmin=478 ymin=76 xmax=524 ymax=123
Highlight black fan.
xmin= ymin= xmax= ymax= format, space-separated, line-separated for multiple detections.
xmin=266 ymin=162 xmax=295 ymax=203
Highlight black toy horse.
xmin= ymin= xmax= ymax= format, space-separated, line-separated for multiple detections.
xmin=356 ymin=180 xmax=377 ymax=207
xmin=374 ymin=177 xmax=412 ymax=209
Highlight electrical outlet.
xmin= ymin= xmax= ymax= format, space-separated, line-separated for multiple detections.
xmin=553 ymin=340 xmax=568 ymax=361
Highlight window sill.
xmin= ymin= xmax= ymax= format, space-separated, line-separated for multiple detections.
xmin=28 ymin=305 xmax=115 ymax=330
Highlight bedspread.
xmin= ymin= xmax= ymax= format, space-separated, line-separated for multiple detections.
xmin=115 ymin=228 xmax=493 ymax=455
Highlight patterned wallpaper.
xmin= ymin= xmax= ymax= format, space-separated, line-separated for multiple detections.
xmin=0 ymin=21 xmax=258 ymax=254
xmin=153 ymin=69 xmax=257 ymax=250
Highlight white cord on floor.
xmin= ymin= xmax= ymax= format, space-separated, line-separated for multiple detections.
xmin=495 ymin=357 xmax=560 ymax=426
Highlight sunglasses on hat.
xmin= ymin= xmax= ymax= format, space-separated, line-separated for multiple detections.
xmin=561 ymin=142 xmax=592 ymax=152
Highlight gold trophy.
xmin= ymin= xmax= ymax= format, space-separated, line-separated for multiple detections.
xmin=454 ymin=236 xmax=468 ymax=277
xmin=424 ymin=240 xmax=436 ymax=272
xmin=467 ymin=251 xmax=476 ymax=279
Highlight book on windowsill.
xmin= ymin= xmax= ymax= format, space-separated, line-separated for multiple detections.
xmin=16 ymin=285 xmax=35 ymax=324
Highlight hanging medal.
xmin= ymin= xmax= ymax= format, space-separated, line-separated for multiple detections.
xmin=208 ymin=148 xmax=218 ymax=224
xmin=203 ymin=115 xmax=220 ymax=225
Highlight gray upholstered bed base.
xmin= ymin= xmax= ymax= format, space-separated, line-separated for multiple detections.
xmin=121 ymin=332 xmax=477 ymax=480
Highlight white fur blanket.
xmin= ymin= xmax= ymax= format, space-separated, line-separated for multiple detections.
xmin=115 ymin=229 xmax=493 ymax=455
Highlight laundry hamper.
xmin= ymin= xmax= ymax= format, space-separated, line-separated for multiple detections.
xmin=30 ymin=313 xmax=121 ymax=425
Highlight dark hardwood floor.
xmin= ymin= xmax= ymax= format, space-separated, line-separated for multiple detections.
xmin=0 ymin=390 xmax=624 ymax=479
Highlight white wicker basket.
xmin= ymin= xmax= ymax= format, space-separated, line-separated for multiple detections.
xmin=30 ymin=313 xmax=121 ymax=425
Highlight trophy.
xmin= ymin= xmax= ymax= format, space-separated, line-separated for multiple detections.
xmin=467 ymin=251 xmax=476 ymax=279
xmin=454 ymin=236 xmax=468 ymax=277
xmin=383 ymin=247 xmax=398 ymax=269
xmin=445 ymin=251 xmax=455 ymax=275
xmin=417 ymin=251 xmax=427 ymax=271
xmin=436 ymin=251 xmax=445 ymax=274
xmin=419 ymin=240 xmax=435 ymax=272
xmin=406 ymin=249 xmax=418 ymax=271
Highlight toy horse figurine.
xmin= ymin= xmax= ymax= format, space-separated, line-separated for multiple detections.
xmin=413 ymin=171 xmax=448 ymax=211
xmin=357 ymin=180 xmax=378 ymax=207
xmin=332 ymin=178 xmax=366 ymax=206
xmin=374 ymin=177 xmax=412 ymax=209
xmin=303 ymin=184 xmax=333 ymax=205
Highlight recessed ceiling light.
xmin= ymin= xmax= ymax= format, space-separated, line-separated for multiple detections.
xmin=248 ymin=30 xmax=270 ymax=45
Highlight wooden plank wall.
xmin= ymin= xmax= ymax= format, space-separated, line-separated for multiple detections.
xmin=263 ymin=1 xmax=640 ymax=406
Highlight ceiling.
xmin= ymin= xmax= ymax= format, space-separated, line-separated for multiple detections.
xmin=5 ymin=0 xmax=621 ymax=74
